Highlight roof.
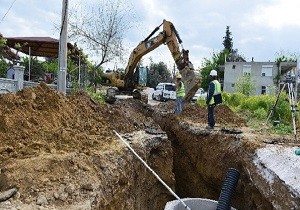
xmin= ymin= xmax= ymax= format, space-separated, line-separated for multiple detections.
xmin=3 ymin=36 xmax=80 ymax=58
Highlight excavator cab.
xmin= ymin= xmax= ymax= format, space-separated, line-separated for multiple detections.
xmin=104 ymin=66 xmax=148 ymax=103
xmin=136 ymin=66 xmax=148 ymax=87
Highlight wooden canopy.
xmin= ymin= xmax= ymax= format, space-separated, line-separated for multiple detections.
xmin=3 ymin=36 xmax=80 ymax=58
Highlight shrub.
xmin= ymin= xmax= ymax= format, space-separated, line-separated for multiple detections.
xmin=252 ymin=108 xmax=267 ymax=120
xmin=227 ymin=92 xmax=247 ymax=107
xmin=86 ymin=87 xmax=105 ymax=104
xmin=219 ymin=91 xmax=293 ymax=129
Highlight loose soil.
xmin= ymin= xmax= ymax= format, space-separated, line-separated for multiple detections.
xmin=0 ymin=83 xmax=297 ymax=209
xmin=0 ymin=83 xmax=161 ymax=163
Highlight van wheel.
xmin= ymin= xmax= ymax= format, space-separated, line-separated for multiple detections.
xmin=158 ymin=95 xmax=163 ymax=101
xmin=152 ymin=93 xmax=155 ymax=100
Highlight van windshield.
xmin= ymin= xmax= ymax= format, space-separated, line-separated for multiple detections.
xmin=165 ymin=84 xmax=176 ymax=91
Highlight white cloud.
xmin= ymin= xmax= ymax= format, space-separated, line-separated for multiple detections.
xmin=239 ymin=36 xmax=263 ymax=45
xmin=253 ymin=0 xmax=300 ymax=29
xmin=1 ymin=0 xmax=300 ymax=69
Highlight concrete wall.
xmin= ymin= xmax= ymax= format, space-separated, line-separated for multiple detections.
xmin=0 ymin=65 xmax=74 ymax=94
xmin=224 ymin=62 xmax=278 ymax=95
xmin=0 ymin=78 xmax=18 ymax=93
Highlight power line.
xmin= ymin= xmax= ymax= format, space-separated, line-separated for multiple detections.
xmin=0 ymin=0 xmax=17 ymax=24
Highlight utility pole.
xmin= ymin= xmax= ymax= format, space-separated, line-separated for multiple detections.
xmin=58 ymin=0 xmax=68 ymax=94
xmin=296 ymin=57 xmax=300 ymax=102
xmin=28 ymin=46 xmax=31 ymax=81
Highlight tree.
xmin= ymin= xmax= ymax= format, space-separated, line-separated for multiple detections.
xmin=222 ymin=26 xmax=233 ymax=52
xmin=68 ymin=0 xmax=134 ymax=69
xmin=87 ymin=63 xmax=104 ymax=89
xmin=200 ymin=51 xmax=228 ymax=90
xmin=0 ymin=59 xmax=9 ymax=78
xmin=274 ymin=51 xmax=298 ymax=86
xmin=222 ymin=26 xmax=245 ymax=62
xmin=275 ymin=50 xmax=298 ymax=66
xmin=21 ymin=57 xmax=45 ymax=81
xmin=228 ymin=48 xmax=246 ymax=62
xmin=147 ymin=60 xmax=172 ymax=88
xmin=235 ymin=74 xmax=256 ymax=96
xmin=201 ymin=26 xmax=246 ymax=91
xmin=0 ymin=38 xmax=9 ymax=77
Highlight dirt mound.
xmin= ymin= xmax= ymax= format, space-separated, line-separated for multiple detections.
xmin=186 ymin=103 xmax=246 ymax=126
xmin=0 ymin=83 xmax=159 ymax=162
xmin=0 ymin=84 xmax=251 ymax=209
xmin=155 ymin=101 xmax=246 ymax=127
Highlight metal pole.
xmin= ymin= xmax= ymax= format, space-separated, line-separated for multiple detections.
xmin=296 ymin=58 xmax=299 ymax=102
xmin=78 ymin=55 xmax=81 ymax=88
xmin=266 ymin=83 xmax=286 ymax=124
xmin=287 ymin=82 xmax=297 ymax=142
xmin=113 ymin=130 xmax=192 ymax=210
xmin=58 ymin=0 xmax=68 ymax=94
xmin=28 ymin=47 xmax=31 ymax=81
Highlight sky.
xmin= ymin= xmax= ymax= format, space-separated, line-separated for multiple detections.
xmin=0 ymin=0 xmax=300 ymax=70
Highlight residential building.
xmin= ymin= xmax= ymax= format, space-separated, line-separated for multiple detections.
xmin=222 ymin=61 xmax=297 ymax=95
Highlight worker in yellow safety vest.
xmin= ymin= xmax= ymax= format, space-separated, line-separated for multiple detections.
xmin=175 ymin=74 xmax=185 ymax=115
xmin=206 ymin=69 xmax=222 ymax=129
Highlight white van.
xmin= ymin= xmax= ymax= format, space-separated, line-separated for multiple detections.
xmin=192 ymin=88 xmax=207 ymax=101
xmin=152 ymin=83 xmax=176 ymax=101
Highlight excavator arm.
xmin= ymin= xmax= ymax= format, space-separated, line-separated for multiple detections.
xmin=123 ymin=19 xmax=200 ymax=101
xmin=102 ymin=19 xmax=200 ymax=102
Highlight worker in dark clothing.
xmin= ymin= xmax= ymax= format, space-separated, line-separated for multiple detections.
xmin=206 ymin=70 xmax=222 ymax=129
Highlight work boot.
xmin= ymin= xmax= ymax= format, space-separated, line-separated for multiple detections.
xmin=205 ymin=125 xmax=214 ymax=130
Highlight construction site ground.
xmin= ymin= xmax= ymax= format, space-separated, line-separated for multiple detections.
xmin=0 ymin=84 xmax=299 ymax=210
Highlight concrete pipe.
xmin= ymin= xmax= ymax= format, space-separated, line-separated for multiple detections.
xmin=164 ymin=198 xmax=236 ymax=210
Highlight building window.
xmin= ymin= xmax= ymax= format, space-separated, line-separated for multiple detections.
xmin=261 ymin=65 xmax=273 ymax=77
xmin=232 ymin=65 xmax=236 ymax=69
xmin=231 ymin=83 xmax=235 ymax=87
xmin=261 ymin=86 xmax=266 ymax=94
xmin=243 ymin=65 xmax=251 ymax=76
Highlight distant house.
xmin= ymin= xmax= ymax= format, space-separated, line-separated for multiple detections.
xmin=222 ymin=61 xmax=297 ymax=95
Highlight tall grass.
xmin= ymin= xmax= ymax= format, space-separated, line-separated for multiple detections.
xmin=197 ymin=92 xmax=296 ymax=134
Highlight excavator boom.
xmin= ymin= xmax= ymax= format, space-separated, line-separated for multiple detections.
xmin=123 ymin=19 xmax=200 ymax=101
xmin=102 ymin=19 xmax=200 ymax=102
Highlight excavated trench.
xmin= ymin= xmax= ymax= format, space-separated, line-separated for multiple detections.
xmin=144 ymin=101 xmax=299 ymax=210
xmin=91 ymin=98 xmax=299 ymax=210
xmin=156 ymin=116 xmax=272 ymax=209
xmin=0 ymin=85 xmax=299 ymax=210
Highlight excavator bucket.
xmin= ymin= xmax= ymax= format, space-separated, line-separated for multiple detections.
xmin=180 ymin=66 xmax=201 ymax=102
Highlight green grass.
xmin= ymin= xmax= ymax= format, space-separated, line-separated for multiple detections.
xmin=86 ymin=87 xmax=106 ymax=104
xmin=197 ymin=92 xmax=298 ymax=135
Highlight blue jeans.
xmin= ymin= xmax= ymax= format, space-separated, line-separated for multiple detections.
xmin=175 ymin=96 xmax=183 ymax=114
xmin=208 ymin=105 xmax=215 ymax=127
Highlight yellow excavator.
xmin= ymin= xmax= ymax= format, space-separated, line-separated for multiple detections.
xmin=102 ymin=19 xmax=201 ymax=103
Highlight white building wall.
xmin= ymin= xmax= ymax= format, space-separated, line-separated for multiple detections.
xmin=224 ymin=62 xmax=278 ymax=95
